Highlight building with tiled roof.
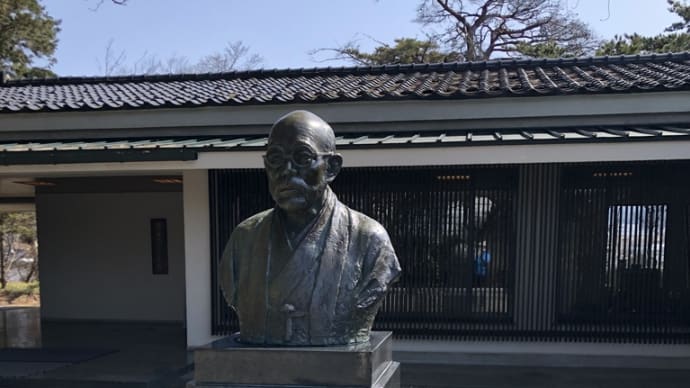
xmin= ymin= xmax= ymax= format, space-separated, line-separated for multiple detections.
xmin=1 ymin=52 xmax=690 ymax=113
xmin=2 ymin=53 xmax=689 ymax=356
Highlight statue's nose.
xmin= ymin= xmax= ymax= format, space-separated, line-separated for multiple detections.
xmin=277 ymin=160 xmax=297 ymax=177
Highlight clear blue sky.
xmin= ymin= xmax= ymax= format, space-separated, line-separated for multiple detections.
xmin=44 ymin=0 xmax=679 ymax=76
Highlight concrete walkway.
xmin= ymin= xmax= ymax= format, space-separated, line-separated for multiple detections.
xmin=0 ymin=307 xmax=191 ymax=387
xmin=397 ymin=339 xmax=690 ymax=387
xmin=1 ymin=307 xmax=690 ymax=387
xmin=401 ymin=364 xmax=690 ymax=388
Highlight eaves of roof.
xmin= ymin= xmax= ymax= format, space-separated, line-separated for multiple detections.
xmin=1 ymin=52 xmax=689 ymax=114
xmin=0 ymin=124 xmax=687 ymax=165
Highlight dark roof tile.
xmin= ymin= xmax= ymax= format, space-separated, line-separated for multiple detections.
xmin=2 ymin=53 xmax=690 ymax=113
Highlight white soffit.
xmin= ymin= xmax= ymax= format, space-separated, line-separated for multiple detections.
xmin=1 ymin=139 xmax=687 ymax=177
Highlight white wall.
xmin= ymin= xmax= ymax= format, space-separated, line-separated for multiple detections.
xmin=37 ymin=192 xmax=185 ymax=322
xmin=183 ymin=170 xmax=220 ymax=347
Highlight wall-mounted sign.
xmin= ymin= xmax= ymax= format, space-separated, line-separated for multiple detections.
xmin=151 ymin=218 xmax=168 ymax=275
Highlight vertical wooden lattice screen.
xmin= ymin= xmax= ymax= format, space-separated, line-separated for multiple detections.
xmin=210 ymin=166 xmax=518 ymax=339
xmin=209 ymin=162 xmax=690 ymax=342
xmin=556 ymin=163 xmax=690 ymax=342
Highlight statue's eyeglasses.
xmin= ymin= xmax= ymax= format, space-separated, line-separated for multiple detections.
xmin=263 ymin=146 xmax=333 ymax=169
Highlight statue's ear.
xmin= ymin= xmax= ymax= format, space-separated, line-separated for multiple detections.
xmin=325 ymin=153 xmax=343 ymax=183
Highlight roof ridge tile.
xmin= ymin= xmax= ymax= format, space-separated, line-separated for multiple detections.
xmin=3 ymin=52 xmax=688 ymax=87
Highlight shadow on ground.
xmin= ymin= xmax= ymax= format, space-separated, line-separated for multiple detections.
xmin=1 ymin=307 xmax=689 ymax=387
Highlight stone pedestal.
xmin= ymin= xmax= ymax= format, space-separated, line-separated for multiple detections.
xmin=188 ymin=331 xmax=399 ymax=388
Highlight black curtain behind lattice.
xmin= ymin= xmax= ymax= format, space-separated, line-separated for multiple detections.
xmin=209 ymin=166 xmax=518 ymax=339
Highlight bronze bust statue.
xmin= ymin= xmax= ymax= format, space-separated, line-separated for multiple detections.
xmin=219 ymin=110 xmax=401 ymax=346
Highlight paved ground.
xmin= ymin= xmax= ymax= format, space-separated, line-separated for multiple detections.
xmin=0 ymin=307 xmax=191 ymax=387
xmin=401 ymin=364 xmax=690 ymax=388
xmin=1 ymin=307 xmax=690 ymax=387
xmin=4 ymin=363 xmax=690 ymax=388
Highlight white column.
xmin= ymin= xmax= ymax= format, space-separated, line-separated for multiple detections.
xmin=183 ymin=169 xmax=220 ymax=347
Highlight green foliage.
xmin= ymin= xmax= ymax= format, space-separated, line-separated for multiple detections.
xmin=0 ymin=212 xmax=37 ymax=245
xmin=516 ymin=41 xmax=572 ymax=58
xmin=666 ymin=0 xmax=690 ymax=32
xmin=21 ymin=66 xmax=56 ymax=78
xmin=334 ymin=38 xmax=460 ymax=65
xmin=0 ymin=0 xmax=60 ymax=79
xmin=1 ymin=281 xmax=39 ymax=303
xmin=0 ymin=212 xmax=38 ymax=288
xmin=596 ymin=1 xmax=690 ymax=56
xmin=596 ymin=33 xmax=690 ymax=56
xmin=4 ymin=281 xmax=39 ymax=295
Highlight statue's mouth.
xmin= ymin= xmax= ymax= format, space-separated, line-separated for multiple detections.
xmin=277 ymin=186 xmax=300 ymax=196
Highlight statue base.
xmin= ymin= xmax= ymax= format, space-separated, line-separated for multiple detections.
xmin=187 ymin=331 xmax=399 ymax=388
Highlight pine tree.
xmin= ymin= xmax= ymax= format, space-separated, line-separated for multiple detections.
xmin=0 ymin=0 xmax=60 ymax=79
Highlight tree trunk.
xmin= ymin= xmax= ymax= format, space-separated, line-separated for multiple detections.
xmin=465 ymin=34 xmax=478 ymax=61
xmin=22 ymin=241 xmax=37 ymax=283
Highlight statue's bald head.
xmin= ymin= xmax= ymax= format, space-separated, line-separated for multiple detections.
xmin=268 ymin=110 xmax=336 ymax=153
xmin=264 ymin=110 xmax=343 ymax=213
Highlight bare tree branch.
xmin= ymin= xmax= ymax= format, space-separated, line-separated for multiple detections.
xmin=98 ymin=39 xmax=127 ymax=75
xmin=309 ymin=40 xmax=379 ymax=66
xmin=96 ymin=39 xmax=262 ymax=75
xmin=195 ymin=41 xmax=264 ymax=72
xmin=89 ymin=0 xmax=127 ymax=12
xmin=415 ymin=0 xmax=598 ymax=60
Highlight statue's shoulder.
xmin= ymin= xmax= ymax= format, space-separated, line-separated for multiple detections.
xmin=341 ymin=203 xmax=390 ymax=242
xmin=233 ymin=208 xmax=273 ymax=234
xmin=340 ymin=203 xmax=398 ymax=269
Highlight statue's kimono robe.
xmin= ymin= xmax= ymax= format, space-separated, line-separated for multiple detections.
xmin=219 ymin=188 xmax=400 ymax=346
